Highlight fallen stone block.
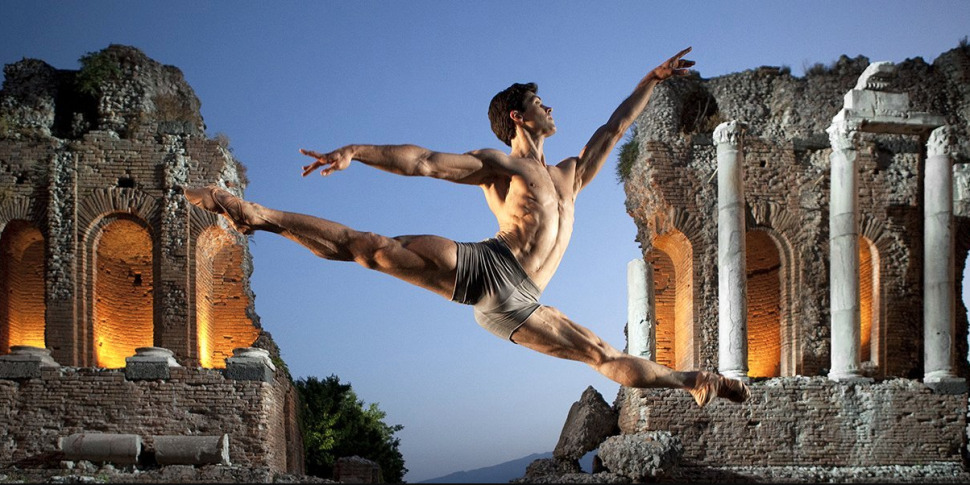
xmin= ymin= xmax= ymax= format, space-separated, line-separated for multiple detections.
xmin=554 ymin=386 xmax=619 ymax=460
xmin=597 ymin=431 xmax=682 ymax=481
xmin=59 ymin=433 xmax=141 ymax=465
xmin=154 ymin=434 xmax=230 ymax=465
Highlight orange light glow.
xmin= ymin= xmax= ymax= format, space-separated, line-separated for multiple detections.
xmin=746 ymin=231 xmax=781 ymax=378
xmin=0 ymin=221 xmax=46 ymax=353
xmin=196 ymin=227 xmax=258 ymax=369
xmin=859 ymin=236 xmax=878 ymax=363
xmin=93 ymin=218 xmax=153 ymax=368
xmin=649 ymin=229 xmax=694 ymax=371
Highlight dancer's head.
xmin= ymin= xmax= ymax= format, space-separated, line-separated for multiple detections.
xmin=488 ymin=82 xmax=538 ymax=146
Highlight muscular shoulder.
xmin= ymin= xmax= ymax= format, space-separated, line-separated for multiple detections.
xmin=552 ymin=156 xmax=581 ymax=185
xmin=534 ymin=157 xmax=576 ymax=197
xmin=467 ymin=148 xmax=511 ymax=164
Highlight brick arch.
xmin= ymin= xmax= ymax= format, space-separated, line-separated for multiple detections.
xmin=88 ymin=215 xmax=154 ymax=368
xmin=745 ymin=228 xmax=797 ymax=377
xmin=77 ymin=189 xmax=162 ymax=367
xmin=77 ymin=188 xmax=162 ymax=231
xmin=859 ymin=236 xmax=879 ymax=366
xmin=0 ymin=195 xmax=44 ymax=230
xmin=0 ymin=196 xmax=48 ymax=355
xmin=859 ymin=215 xmax=897 ymax=376
xmin=746 ymin=201 xmax=806 ymax=375
xmin=649 ymin=228 xmax=695 ymax=371
xmin=194 ymin=225 xmax=257 ymax=368
xmin=0 ymin=220 xmax=46 ymax=353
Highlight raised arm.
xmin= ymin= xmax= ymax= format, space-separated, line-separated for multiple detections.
xmin=300 ymin=144 xmax=506 ymax=185
xmin=569 ymin=47 xmax=694 ymax=191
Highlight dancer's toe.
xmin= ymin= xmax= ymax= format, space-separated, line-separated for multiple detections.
xmin=183 ymin=185 xmax=254 ymax=235
xmin=718 ymin=375 xmax=751 ymax=403
xmin=688 ymin=371 xmax=716 ymax=407
xmin=688 ymin=371 xmax=750 ymax=407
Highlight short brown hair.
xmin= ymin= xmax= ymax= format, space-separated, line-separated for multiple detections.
xmin=488 ymin=82 xmax=537 ymax=146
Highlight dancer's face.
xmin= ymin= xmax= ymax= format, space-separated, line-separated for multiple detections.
xmin=514 ymin=92 xmax=556 ymax=138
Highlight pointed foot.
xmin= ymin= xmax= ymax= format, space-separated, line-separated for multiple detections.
xmin=688 ymin=371 xmax=751 ymax=407
xmin=183 ymin=185 xmax=255 ymax=235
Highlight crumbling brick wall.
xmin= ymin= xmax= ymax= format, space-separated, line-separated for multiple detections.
xmin=621 ymin=45 xmax=970 ymax=468
xmin=0 ymin=45 xmax=304 ymax=474
xmin=618 ymin=378 xmax=967 ymax=466
xmin=0 ymin=367 xmax=300 ymax=472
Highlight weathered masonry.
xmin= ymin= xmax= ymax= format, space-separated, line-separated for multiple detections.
xmin=0 ymin=45 xmax=303 ymax=473
xmin=621 ymin=47 xmax=970 ymax=468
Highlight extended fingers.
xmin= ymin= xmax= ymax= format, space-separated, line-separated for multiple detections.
xmin=300 ymin=148 xmax=332 ymax=177
xmin=300 ymin=148 xmax=327 ymax=159
xmin=669 ymin=46 xmax=694 ymax=71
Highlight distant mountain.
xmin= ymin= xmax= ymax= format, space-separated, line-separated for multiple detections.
xmin=420 ymin=451 xmax=595 ymax=484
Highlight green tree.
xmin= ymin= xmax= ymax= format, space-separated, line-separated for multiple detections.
xmin=296 ymin=375 xmax=407 ymax=482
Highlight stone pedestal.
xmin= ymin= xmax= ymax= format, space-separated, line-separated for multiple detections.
xmin=125 ymin=347 xmax=180 ymax=380
xmin=0 ymin=346 xmax=60 ymax=379
xmin=225 ymin=347 xmax=276 ymax=382
xmin=715 ymin=120 xmax=748 ymax=381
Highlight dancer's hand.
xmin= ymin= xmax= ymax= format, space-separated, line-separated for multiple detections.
xmin=300 ymin=147 xmax=352 ymax=177
xmin=651 ymin=46 xmax=694 ymax=81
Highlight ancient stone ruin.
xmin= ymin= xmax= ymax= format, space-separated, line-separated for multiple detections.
xmin=0 ymin=45 xmax=303 ymax=479
xmin=619 ymin=46 xmax=970 ymax=480
xmin=525 ymin=45 xmax=970 ymax=483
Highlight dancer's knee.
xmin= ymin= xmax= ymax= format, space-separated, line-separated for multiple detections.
xmin=349 ymin=232 xmax=391 ymax=269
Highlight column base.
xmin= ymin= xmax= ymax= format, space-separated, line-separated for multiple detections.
xmin=827 ymin=370 xmax=873 ymax=384
xmin=718 ymin=369 xmax=750 ymax=383
xmin=924 ymin=375 xmax=967 ymax=395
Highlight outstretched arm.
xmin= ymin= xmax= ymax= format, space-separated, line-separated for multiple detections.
xmin=300 ymin=144 xmax=505 ymax=185
xmin=569 ymin=47 xmax=694 ymax=191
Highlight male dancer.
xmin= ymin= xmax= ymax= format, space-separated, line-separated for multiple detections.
xmin=186 ymin=47 xmax=750 ymax=407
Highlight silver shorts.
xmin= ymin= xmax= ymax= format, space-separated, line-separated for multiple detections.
xmin=451 ymin=238 xmax=542 ymax=341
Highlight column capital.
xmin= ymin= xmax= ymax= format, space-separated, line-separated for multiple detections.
xmin=713 ymin=120 xmax=746 ymax=146
xmin=927 ymin=125 xmax=953 ymax=157
xmin=827 ymin=119 xmax=861 ymax=151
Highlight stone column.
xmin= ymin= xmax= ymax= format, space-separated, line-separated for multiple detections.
xmin=923 ymin=126 xmax=966 ymax=393
xmin=627 ymin=258 xmax=655 ymax=360
xmin=826 ymin=121 xmax=870 ymax=382
xmin=715 ymin=121 xmax=748 ymax=380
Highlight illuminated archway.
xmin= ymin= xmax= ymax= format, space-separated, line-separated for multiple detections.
xmin=859 ymin=236 xmax=880 ymax=366
xmin=0 ymin=220 xmax=46 ymax=353
xmin=649 ymin=230 xmax=694 ymax=370
xmin=745 ymin=230 xmax=781 ymax=377
xmin=196 ymin=227 xmax=257 ymax=368
xmin=93 ymin=218 xmax=153 ymax=368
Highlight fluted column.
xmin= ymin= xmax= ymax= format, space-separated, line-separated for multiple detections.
xmin=826 ymin=120 xmax=869 ymax=382
xmin=627 ymin=258 xmax=655 ymax=360
xmin=923 ymin=126 xmax=965 ymax=393
xmin=715 ymin=121 xmax=748 ymax=381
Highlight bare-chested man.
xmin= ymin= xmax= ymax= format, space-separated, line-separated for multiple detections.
xmin=185 ymin=47 xmax=749 ymax=407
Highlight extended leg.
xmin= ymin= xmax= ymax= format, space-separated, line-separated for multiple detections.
xmin=511 ymin=306 xmax=749 ymax=407
xmin=184 ymin=186 xmax=458 ymax=299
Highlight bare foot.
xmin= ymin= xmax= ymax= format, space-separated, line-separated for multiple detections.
xmin=687 ymin=370 xmax=751 ymax=407
xmin=183 ymin=186 xmax=261 ymax=235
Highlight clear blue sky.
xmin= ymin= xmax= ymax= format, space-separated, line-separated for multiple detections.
xmin=2 ymin=1 xmax=968 ymax=482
